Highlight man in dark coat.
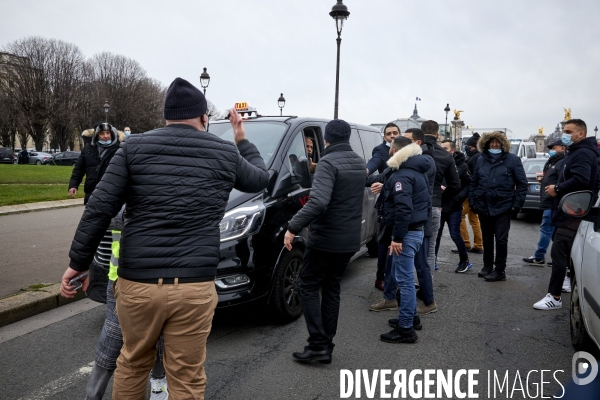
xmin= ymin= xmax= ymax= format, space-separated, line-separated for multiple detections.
xmin=523 ymin=140 xmax=566 ymax=265
xmin=418 ymin=120 xmax=460 ymax=313
xmin=19 ymin=148 xmax=29 ymax=164
xmin=69 ymin=123 xmax=126 ymax=204
xmin=60 ymin=77 xmax=269 ymax=398
xmin=284 ymin=119 xmax=365 ymax=364
xmin=366 ymin=123 xmax=400 ymax=292
xmin=378 ymin=136 xmax=431 ymax=344
xmin=459 ymin=133 xmax=483 ymax=253
xmin=534 ymin=119 xmax=600 ymax=310
xmin=436 ymin=140 xmax=473 ymax=273
xmin=469 ymin=131 xmax=528 ymax=282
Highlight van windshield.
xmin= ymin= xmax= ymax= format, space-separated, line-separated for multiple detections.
xmin=209 ymin=121 xmax=288 ymax=166
xmin=510 ymin=144 xmax=519 ymax=154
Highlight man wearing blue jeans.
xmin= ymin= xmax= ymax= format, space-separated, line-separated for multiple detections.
xmin=377 ymin=136 xmax=431 ymax=343
xmin=523 ymin=140 xmax=566 ymax=265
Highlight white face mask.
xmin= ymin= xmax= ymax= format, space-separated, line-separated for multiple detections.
xmin=386 ymin=142 xmax=391 ymax=147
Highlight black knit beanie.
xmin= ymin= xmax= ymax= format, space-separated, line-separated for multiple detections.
xmin=466 ymin=132 xmax=480 ymax=148
xmin=324 ymin=119 xmax=351 ymax=144
xmin=164 ymin=78 xmax=207 ymax=120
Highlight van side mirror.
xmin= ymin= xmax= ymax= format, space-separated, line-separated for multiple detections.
xmin=559 ymin=191 xmax=594 ymax=217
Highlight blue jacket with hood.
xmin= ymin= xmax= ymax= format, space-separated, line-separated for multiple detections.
xmin=382 ymin=143 xmax=431 ymax=243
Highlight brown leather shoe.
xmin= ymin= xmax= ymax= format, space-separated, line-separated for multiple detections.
xmin=417 ymin=301 xmax=438 ymax=315
xmin=369 ymin=298 xmax=398 ymax=311
xmin=374 ymin=280 xmax=384 ymax=291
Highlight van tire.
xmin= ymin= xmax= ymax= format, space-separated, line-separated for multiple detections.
xmin=570 ymin=273 xmax=595 ymax=352
xmin=270 ymin=248 xmax=304 ymax=322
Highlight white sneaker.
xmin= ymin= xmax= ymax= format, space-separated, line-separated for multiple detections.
xmin=562 ymin=276 xmax=572 ymax=293
xmin=533 ymin=293 xmax=562 ymax=310
xmin=150 ymin=376 xmax=168 ymax=400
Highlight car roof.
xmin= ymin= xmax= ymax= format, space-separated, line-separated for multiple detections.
xmin=211 ymin=116 xmax=381 ymax=132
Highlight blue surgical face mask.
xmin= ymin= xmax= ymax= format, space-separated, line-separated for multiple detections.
xmin=386 ymin=141 xmax=391 ymax=147
xmin=124 ymin=131 xmax=130 ymax=136
xmin=98 ymin=139 xmax=112 ymax=145
xmin=561 ymin=133 xmax=573 ymax=147
xmin=549 ymin=150 xmax=556 ymax=157
xmin=488 ymin=148 xmax=501 ymax=155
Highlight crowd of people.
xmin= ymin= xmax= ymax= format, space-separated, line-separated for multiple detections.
xmin=57 ymin=75 xmax=600 ymax=399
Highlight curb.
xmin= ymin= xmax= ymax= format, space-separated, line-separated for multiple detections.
xmin=0 ymin=198 xmax=84 ymax=216
xmin=0 ymin=283 xmax=86 ymax=328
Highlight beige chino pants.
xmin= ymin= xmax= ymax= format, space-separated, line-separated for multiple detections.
xmin=113 ymin=277 xmax=217 ymax=400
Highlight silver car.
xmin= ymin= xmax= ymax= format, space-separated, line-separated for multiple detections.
xmin=561 ymin=191 xmax=600 ymax=352
xmin=17 ymin=151 xmax=53 ymax=165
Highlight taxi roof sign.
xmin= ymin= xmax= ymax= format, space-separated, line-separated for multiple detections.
xmin=234 ymin=102 xmax=258 ymax=119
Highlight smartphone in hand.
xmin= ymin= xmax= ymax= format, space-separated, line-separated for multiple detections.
xmin=68 ymin=272 xmax=88 ymax=291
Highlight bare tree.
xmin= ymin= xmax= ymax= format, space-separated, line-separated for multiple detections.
xmin=45 ymin=40 xmax=86 ymax=151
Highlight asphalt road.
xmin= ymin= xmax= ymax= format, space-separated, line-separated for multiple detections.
xmin=0 ymin=212 xmax=580 ymax=400
xmin=0 ymin=206 xmax=84 ymax=298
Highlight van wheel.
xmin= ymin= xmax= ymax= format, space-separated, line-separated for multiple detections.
xmin=367 ymin=236 xmax=379 ymax=258
xmin=271 ymin=248 xmax=304 ymax=322
xmin=570 ymin=273 xmax=595 ymax=352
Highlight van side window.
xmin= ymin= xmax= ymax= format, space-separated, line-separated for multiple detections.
xmin=286 ymin=134 xmax=311 ymax=188
xmin=349 ymin=128 xmax=365 ymax=160
xmin=359 ymin=129 xmax=383 ymax=162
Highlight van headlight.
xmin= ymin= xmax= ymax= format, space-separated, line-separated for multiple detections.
xmin=219 ymin=198 xmax=266 ymax=242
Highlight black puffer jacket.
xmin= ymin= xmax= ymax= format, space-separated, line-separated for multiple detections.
xmin=287 ymin=142 xmax=366 ymax=253
xmin=424 ymin=135 xmax=460 ymax=207
xmin=540 ymin=153 xmax=566 ymax=210
xmin=69 ymin=124 xmax=269 ymax=283
xmin=442 ymin=151 xmax=471 ymax=213
xmin=468 ymin=132 xmax=528 ymax=216
xmin=551 ymin=137 xmax=600 ymax=230
xmin=69 ymin=128 xmax=125 ymax=204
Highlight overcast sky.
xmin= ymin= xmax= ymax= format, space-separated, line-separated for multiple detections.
xmin=2 ymin=0 xmax=599 ymax=139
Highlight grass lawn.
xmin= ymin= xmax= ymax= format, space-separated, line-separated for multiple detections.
xmin=0 ymin=164 xmax=83 ymax=206
xmin=0 ymin=164 xmax=75 ymax=184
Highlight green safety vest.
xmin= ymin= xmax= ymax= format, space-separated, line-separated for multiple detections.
xmin=108 ymin=230 xmax=121 ymax=281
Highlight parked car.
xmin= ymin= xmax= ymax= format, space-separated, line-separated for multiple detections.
xmin=86 ymin=106 xmax=382 ymax=322
xmin=0 ymin=147 xmax=14 ymax=164
xmin=561 ymin=191 xmax=600 ymax=352
xmin=42 ymin=151 xmax=81 ymax=166
xmin=25 ymin=151 xmax=53 ymax=165
xmin=521 ymin=158 xmax=548 ymax=211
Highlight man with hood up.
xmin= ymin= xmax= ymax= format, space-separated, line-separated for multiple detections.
xmin=468 ymin=131 xmax=528 ymax=282
xmin=378 ymin=136 xmax=431 ymax=343
xmin=69 ymin=122 xmax=126 ymax=204
xmin=534 ymin=119 xmax=600 ymax=310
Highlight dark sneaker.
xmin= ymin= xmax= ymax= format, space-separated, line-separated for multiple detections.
xmin=469 ymin=248 xmax=484 ymax=254
xmin=380 ymin=326 xmax=418 ymax=343
xmin=388 ymin=316 xmax=422 ymax=330
xmin=547 ymin=261 xmax=553 ymax=268
xmin=455 ymin=260 xmax=473 ymax=273
xmin=523 ymin=256 xmax=545 ymax=265
xmin=477 ymin=267 xmax=493 ymax=278
xmin=484 ymin=270 xmax=506 ymax=282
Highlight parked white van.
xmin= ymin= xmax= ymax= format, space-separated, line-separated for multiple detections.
xmin=510 ymin=139 xmax=537 ymax=160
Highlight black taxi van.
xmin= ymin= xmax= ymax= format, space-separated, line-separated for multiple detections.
xmin=87 ymin=105 xmax=383 ymax=321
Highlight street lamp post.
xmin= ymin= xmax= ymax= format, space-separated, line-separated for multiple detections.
xmin=200 ymin=67 xmax=210 ymax=95
xmin=444 ymin=103 xmax=450 ymax=139
xmin=103 ymin=101 xmax=110 ymax=122
xmin=330 ymin=0 xmax=350 ymax=120
xmin=278 ymin=93 xmax=286 ymax=116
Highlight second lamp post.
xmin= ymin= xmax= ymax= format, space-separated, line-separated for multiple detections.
xmin=330 ymin=0 xmax=350 ymax=120
xmin=278 ymin=93 xmax=286 ymax=116
xmin=200 ymin=67 xmax=210 ymax=95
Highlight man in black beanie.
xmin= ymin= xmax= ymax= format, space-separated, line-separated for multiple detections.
xmin=284 ymin=119 xmax=366 ymax=364
xmin=60 ymin=77 xmax=269 ymax=399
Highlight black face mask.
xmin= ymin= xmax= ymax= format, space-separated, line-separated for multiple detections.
xmin=466 ymin=147 xmax=477 ymax=157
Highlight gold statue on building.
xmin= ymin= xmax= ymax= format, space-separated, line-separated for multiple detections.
xmin=563 ymin=108 xmax=571 ymax=121
xmin=538 ymin=127 xmax=544 ymax=136
xmin=453 ymin=110 xmax=464 ymax=120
